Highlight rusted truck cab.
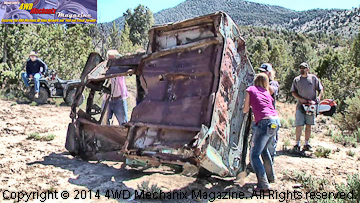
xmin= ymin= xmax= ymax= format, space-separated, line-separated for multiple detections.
xmin=66 ymin=12 xmax=255 ymax=177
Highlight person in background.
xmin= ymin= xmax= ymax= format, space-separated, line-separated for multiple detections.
xmin=243 ymin=73 xmax=280 ymax=194
xmin=291 ymin=62 xmax=323 ymax=151
xmin=21 ymin=51 xmax=48 ymax=99
xmin=103 ymin=50 xmax=129 ymax=125
xmin=258 ymin=63 xmax=279 ymax=161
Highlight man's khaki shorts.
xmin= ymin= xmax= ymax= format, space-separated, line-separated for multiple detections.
xmin=295 ymin=109 xmax=315 ymax=126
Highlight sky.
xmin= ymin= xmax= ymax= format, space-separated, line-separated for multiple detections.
xmin=97 ymin=0 xmax=360 ymax=23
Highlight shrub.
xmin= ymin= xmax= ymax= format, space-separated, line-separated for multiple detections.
xmin=28 ymin=132 xmax=41 ymax=140
xmin=28 ymin=133 xmax=56 ymax=141
xmin=43 ymin=134 xmax=56 ymax=141
xmin=343 ymin=136 xmax=357 ymax=148
xmin=332 ymin=132 xmax=357 ymax=148
xmin=137 ymin=181 xmax=163 ymax=196
xmin=281 ymin=118 xmax=289 ymax=128
xmin=315 ymin=146 xmax=332 ymax=158
xmin=325 ymin=129 xmax=334 ymax=137
xmin=336 ymin=90 xmax=360 ymax=132
xmin=346 ymin=150 xmax=355 ymax=157
xmin=355 ymin=128 xmax=360 ymax=142
xmin=288 ymin=117 xmax=295 ymax=127
xmin=284 ymin=138 xmax=291 ymax=147
xmin=314 ymin=174 xmax=360 ymax=203
xmin=292 ymin=171 xmax=329 ymax=192
xmin=29 ymin=101 xmax=37 ymax=106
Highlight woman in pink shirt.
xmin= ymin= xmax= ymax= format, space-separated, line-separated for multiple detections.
xmin=243 ymin=73 xmax=280 ymax=193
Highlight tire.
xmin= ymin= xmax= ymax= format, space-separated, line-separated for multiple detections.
xmin=28 ymin=87 xmax=49 ymax=104
xmin=65 ymin=89 xmax=84 ymax=107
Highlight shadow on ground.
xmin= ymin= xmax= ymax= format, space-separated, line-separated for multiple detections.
xmin=277 ymin=149 xmax=313 ymax=158
xmin=28 ymin=152 xmax=257 ymax=202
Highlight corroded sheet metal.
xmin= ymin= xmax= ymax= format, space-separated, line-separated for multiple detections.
xmin=71 ymin=52 xmax=103 ymax=118
xmin=79 ymin=118 xmax=128 ymax=145
xmin=107 ymin=53 xmax=144 ymax=67
xmin=199 ymin=14 xmax=255 ymax=176
xmin=67 ymin=12 xmax=255 ymax=177
xmin=132 ymin=43 xmax=222 ymax=128
xmin=86 ymin=54 xmax=144 ymax=82
xmin=80 ymin=52 xmax=104 ymax=82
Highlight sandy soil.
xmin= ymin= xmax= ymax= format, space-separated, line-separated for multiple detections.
xmin=0 ymin=99 xmax=359 ymax=203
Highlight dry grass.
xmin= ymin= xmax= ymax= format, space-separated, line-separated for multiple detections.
xmin=276 ymin=102 xmax=295 ymax=121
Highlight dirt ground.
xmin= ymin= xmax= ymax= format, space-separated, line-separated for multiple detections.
xmin=0 ymin=98 xmax=359 ymax=203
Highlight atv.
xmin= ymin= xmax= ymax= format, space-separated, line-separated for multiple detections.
xmin=27 ymin=69 xmax=85 ymax=106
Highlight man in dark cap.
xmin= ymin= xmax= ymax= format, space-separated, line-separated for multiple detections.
xmin=291 ymin=62 xmax=323 ymax=151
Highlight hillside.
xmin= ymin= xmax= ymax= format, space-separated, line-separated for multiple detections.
xmin=104 ymin=0 xmax=360 ymax=38
xmin=290 ymin=7 xmax=360 ymax=36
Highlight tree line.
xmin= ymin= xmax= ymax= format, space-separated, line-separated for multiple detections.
xmin=243 ymin=26 xmax=360 ymax=112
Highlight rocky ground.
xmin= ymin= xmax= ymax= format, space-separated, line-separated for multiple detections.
xmin=0 ymin=98 xmax=359 ymax=203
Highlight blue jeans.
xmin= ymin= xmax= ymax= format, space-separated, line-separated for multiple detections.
xmin=251 ymin=122 xmax=278 ymax=162
xmin=21 ymin=72 xmax=41 ymax=93
xmin=250 ymin=118 xmax=280 ymax=189
xmin=268 ymin=131 xmax=278 ymax=162
xmin=107 ymin=98 xmax=128 ymax=125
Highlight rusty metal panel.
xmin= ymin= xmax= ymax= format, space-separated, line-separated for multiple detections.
xmin=131 ymin=43 xmax=223 ymax=128
xmin=79 ymin=118 xmax=128 ymax=145
xmin=213 ymin=38 xmax=240 ymax=144
xmin=80 ymin=52 xmax=104 ymax=82
xmin=150 ymin=12 xmax=222 ymax=35
xmin=131 ymin=127 xmax=197 ymax=149
xmin=127 ymin=13 xmax=255 ymax=176
xmin=154 ymin=23 xmax=216 ymax=51
xmin=71 ymin=52 xmax=103 ymax=116
xmin=107 ymin=53 xmax=144 ymax=67
xmin=67 ymin=12 xmax=255 ymax=177
xmin=87 ymin=61 xmax=107 ymax=81
xmin=86 ymin=53 xmax=144 ymax=82
xmin=201 ymin=14 xmax=255 ymax=176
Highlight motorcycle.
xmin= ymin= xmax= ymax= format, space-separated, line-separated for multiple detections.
xmin=27 ymin=69 xmax=85 ymax=106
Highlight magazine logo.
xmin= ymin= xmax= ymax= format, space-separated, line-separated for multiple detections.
xmin=57 ymin=12 xmax=92 ymax=19
xmin=19 ymin=3 xmax=32 ymax=10
xmin=19 ymin=3 xmax=56 ymax=14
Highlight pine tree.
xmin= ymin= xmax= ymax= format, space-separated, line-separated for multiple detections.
xmin=250 ymin=39 xmax=269 ymax=68
xmin=350 ymin=30 xmax=360 ymax=67
xmin=123 ymin=5 xmax=154 ymax=46
xmin=315 ymin=49 xmax=343 ymax=80
xmin=118 ymin=22 xmax=142 ymax=55
xmin=107 ymin=21 xmax=121 ymax=50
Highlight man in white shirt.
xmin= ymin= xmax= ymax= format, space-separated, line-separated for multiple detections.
xmin=104 ymin=50 xmax=129 ymax=125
